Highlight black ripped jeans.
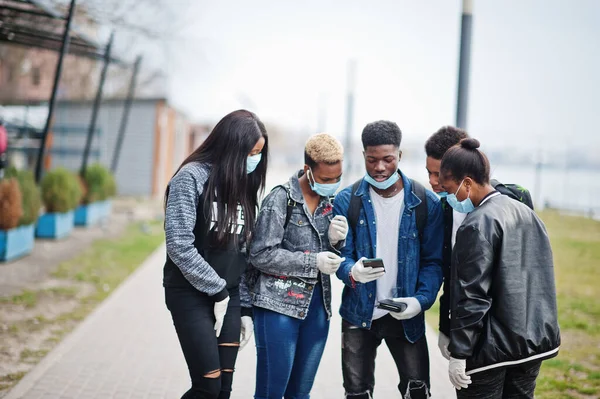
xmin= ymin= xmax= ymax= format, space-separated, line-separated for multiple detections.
xmin=166 ymin=285 xmax=241 ymax=399
xmin=342 ymin=315 xmax=430 ymax=399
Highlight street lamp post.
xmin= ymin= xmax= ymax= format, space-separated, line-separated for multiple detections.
xmin=456 ymin=0 xmax=473 ymax=130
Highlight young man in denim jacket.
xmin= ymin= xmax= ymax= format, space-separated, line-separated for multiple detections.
xmin=333 ymin=121 xmax=444 ymax=399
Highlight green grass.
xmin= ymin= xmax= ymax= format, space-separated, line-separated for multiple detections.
xmin=427 ymin=210 xmax=600 ymax=398
xmin=43 ymin=286 xmax=79 ymax=297
xmin=48 ymin=221 xmax=165 ymax=328
xmin=53 ymin=221 xmax=164 ymax=303
xmin=0 ymin=371 xmax=26 ymax=383
xmin=535 ymin=211 xmax=600 ymax=398
xmin=0 ymin=290 xmax=39 ymax=308
xmin=20 ymin=349 xmax=49 ymax=364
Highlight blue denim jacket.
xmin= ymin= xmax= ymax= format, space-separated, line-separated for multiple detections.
xmin=333 ymin=171 xmax=444 ymax=343
xmin=249 ymin=171 xmax=337 ymax=320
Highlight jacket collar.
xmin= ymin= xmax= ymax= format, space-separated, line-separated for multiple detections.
xmin=287 ymin=170 xmax=306 ymax=204
xmin=355 ymin=169 xmax=423 ymax=210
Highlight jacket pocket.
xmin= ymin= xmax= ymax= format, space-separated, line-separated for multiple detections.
xmin=354 ymin=218 xmax=371 ymax=253
xmin=258 ymin=273 xmax=315 ymax=307
xmin=283 ymin=214 xmax=314 ymax=252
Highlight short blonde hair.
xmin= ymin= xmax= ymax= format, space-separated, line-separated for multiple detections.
xmin=304 ymin=133 xmax=344 ymax=166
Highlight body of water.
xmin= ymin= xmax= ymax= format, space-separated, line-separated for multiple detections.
xmin=342 ymin=159 xmax=600 ymax=219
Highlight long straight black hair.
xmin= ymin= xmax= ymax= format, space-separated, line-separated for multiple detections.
xmin=167 ymin=109 xmax=268 ymax=247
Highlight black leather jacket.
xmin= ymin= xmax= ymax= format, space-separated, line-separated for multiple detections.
xmin=448 ymin=193 xmax=560 ymax=374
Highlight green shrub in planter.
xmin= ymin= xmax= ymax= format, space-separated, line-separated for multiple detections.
xmin=5 ymin=167 xmax=42 ymax=226
xmin=105 ymin=172 xmax=117 ymax=198
xmin=81 ymin=163 xmax=116 ymax=204
xmin=0 ymin=178 xmax=34 ymax=261
xmin=0 ymin=178 xmax=23 ymax=230
xmin=40 ymin=168 xmax=82 ymax=213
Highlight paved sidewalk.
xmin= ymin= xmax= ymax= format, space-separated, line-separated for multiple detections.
xmin=6 ymin=244 xmax=454 ymax=399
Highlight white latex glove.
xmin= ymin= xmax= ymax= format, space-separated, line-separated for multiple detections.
xmin=316 ymin=251 xmax=345 ymax=275
xmin=350 ymin=257 xmax=385 ymax=283
xmin=449 ymin=357 xmax=471 ymax=390
xmin=388 ymin=297 xmax=422 ymax=320
xmin=328 ymin=215 xmax=348 ymax=246
xmin=213 ymin=296 xmax=230 ymax=337
xmin=438 ymin=332 xmax=451 ymax=360
xmin=239 ymin=316 xmax=254 ymax=351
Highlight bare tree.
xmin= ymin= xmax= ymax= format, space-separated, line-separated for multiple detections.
xmin=60 ymin=0 xmax=196 ymax=98
xmin=0 ymin=0 xmax=194 ymax=102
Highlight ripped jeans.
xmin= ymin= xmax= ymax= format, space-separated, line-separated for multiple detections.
xmin=342 ymin=315 xmax=430 ymax=399
xmin=166 ymin=285 xmax=241 ymax=399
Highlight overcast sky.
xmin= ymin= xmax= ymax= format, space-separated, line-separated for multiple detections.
xmin=142 ymin=1 xmax=600 ymax=153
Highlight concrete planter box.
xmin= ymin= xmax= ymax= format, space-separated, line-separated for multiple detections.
xmin=75 ymin=200 xmax=112 ymax=227
xmin=0 ymin=224 xmax=35 ymax=262
xmin=36 ymin=211 xmax=74 ymax=239
xmin=75 ymin=202 xmax=104 ymax=227
xmin=100 ymin=200 xmax=112 ymax=218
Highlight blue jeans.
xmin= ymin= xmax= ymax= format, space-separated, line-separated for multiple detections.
xmin=253 ymin=282 xmax=329 ymax=399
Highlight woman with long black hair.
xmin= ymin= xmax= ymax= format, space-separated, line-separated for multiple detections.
xmin=163 ymin=109 xmax=268 ymax=399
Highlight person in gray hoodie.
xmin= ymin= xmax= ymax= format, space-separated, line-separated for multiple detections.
xmin=163 ymin=110 xmax=268 ymax=399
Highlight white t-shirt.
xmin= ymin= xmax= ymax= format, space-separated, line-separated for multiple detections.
xmin=451 ymin=210 xmax=468 ymax=248
xmin=370 ymin=187 xmax=405 ymax=320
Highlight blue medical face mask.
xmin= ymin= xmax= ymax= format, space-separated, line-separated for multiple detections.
xmin=364 ymin=171 xmax=400 ymax=190
xmin=308 ymin=169 xmax=341 ymax=197
xmin=437 ymin=191 xmax=449 ymax=198
xmin=446 ymin=179 xmax=475 ymax=213
xmin=246 ymin=153 xmax=262 ymax=174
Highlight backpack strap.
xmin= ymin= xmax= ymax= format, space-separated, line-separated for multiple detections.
xmin=274 ymin=183 xmax=298 ymax=229
xmin=410 ymin=179 xmax=428 ymax=240
xmin=348 ymin=178 xmax=428 ymax=240
xmin=490 ymin=178 xmax=535 ymax=210
xmin=279 ymin=183 xmax=335 ymax=229
xmin=347 ymin=179 xmax=363 ymax=232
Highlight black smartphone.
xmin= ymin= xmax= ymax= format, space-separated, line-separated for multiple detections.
xmin=377 ymin=298 xmax=407 ymax=313
xmin=362 ymin=258 xmax=385 ymax=270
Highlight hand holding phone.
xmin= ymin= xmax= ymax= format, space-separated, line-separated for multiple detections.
xmin=388 ymin=297 xmax=422 ymax=320
xmin=351 ymin=257 xmax=386 ymax=283
xmin=377 ymin=298 xmax=407 ymax=313
xmin=362 ymin=258 xmax=385 ymax=270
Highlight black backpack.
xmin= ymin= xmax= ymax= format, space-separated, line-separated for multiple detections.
xmin=347 ymin=178 xmax=428 ymax=240
xmin=490 ymin=179 xmax=534 ymax=210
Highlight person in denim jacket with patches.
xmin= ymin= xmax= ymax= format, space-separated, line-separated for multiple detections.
xmin=333 ymin=121 xmax=444 ymax=399
xmin=249 ymin=133 xmax=347 ymax=399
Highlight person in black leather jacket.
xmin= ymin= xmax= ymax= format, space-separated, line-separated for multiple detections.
xmin=439 ymin=138 xmax=560 ymax=398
